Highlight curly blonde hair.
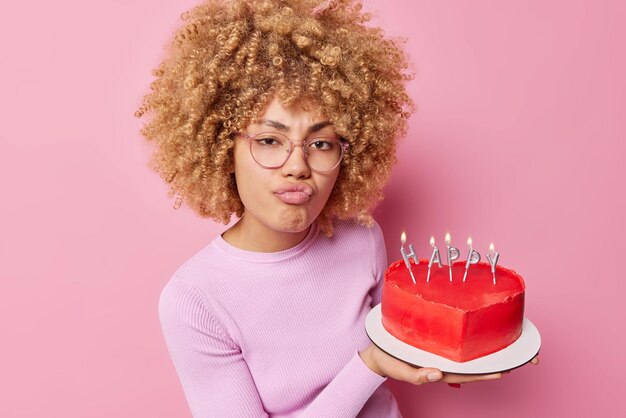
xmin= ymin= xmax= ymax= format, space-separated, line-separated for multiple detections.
xmin=135 ymin=0 xmax=414 ymax=236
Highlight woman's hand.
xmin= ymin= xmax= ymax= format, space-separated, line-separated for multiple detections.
xmin=359 ymin=344 xmax=539 ymax=386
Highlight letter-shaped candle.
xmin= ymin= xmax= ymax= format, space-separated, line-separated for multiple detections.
xmin=486 ymin=243 xmax=500 ymax=285
xmin=427 ymin=236 xmax=442 ymax=283
xmin=462 ymin=237 xmax=481 ymax=282
xmin=400 ymin=232 xmax=418 ymax=284
xmin=445 ymin=233 xmax=460 ymax=282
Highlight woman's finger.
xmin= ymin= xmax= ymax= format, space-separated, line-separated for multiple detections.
xmin=442 ymin=372 xmax=503 ymax=384
xmin=440 ymin=354 xmax=539 ymax=385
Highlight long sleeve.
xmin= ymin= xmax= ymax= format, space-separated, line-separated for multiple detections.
xmin=159 ymin=279 xmax=269 ymax=418
xmin=159 ymin=277 xmax=387 ymax=418
xmin=293 ymin=351 xmax=387 ymax=418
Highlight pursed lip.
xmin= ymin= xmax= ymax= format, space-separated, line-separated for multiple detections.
xmin=273 ymin=183 xmax=314 ymax=196
xmin=273 ymin=183 xmax=314 ymax=204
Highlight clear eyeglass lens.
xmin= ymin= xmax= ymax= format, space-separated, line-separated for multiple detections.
xmin=249 ymin=133 xmax=343 ymax=171
xmin=249 ymin=134 xmax=290 ymax=168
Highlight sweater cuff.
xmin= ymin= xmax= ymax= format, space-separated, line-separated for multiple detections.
xmin=317 ymin=350 xmax=386 ymax=415
xmin=352 ymin=349 xmax=387 ymax=387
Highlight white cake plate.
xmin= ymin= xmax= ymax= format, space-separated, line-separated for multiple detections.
xmin=365 ymin=303 xmax=541 ymax=374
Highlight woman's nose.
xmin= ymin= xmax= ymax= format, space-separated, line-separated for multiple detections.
xmin=281 ymin=143 xmax=311 ymax=179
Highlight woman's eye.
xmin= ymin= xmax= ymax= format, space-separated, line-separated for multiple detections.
xmin=256 ymin=137 xmax=281 ymax=146
xmin=309 ymin=140 xmax=333 ymax=150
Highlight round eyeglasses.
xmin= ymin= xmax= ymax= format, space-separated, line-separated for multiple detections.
xmin=237 ymin=132 xmax=349 ymax=173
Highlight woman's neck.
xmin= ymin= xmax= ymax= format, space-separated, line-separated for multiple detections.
xmin=221 ymin=216 xmax=312 ymax=253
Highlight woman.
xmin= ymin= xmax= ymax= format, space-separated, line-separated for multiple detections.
xmin=135 ymin=1 xmax=538 ymax=416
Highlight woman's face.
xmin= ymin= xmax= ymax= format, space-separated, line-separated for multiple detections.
xmin=230 ymin=96 xmax=341 ymax=248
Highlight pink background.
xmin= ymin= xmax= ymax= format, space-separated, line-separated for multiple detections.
xmin=1 ymin=0 xmax=624 ymax=416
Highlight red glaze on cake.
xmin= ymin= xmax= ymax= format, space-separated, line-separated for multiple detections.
xmin=381 ymin=259 xmax=525 ymax=362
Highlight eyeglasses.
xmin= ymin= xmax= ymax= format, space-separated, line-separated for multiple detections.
xmin=237 ymin=132 xmax=349 ymax=173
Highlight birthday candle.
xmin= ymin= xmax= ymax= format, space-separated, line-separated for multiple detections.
xmin=427 ymin=236 xmax=442 ymax=283
xmin=400 ymin=232 xmax=418 ymax=284
xmin=445 ymin=233 xmax=460 ymax=282
xmin=486 ymin=243 xmax=500 ymax=285
xmin=462 ymin=237 xmax=481 ymax=282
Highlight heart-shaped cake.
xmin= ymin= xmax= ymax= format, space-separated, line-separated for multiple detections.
xmin=381 ymin=259 xmax=525 ymax=362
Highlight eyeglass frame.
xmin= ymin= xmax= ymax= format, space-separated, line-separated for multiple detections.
xmin=236 ymin=132 xmax=350 ymax=173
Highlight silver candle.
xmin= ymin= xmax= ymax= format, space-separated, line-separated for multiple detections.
xmin=427 ymin=236 xmax=442 ymax=283
xmin=486 ymin=243 xmax=500 ymax=285
xmin=445 ymin=233 xmax=460 ymax=282
xmin=462 ymin=237 xmax=482 ymax=282
xmin=400 ymin=232 xmax=418 ymax=285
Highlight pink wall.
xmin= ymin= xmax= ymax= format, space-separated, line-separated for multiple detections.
xmin=0 ymin=0 xmax=623 ymax=416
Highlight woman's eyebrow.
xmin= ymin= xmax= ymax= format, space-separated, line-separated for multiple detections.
xmin=307 ymin=121 xmax=332 ymax=133
xmin=255 ymin=119 xmax=332 ymax=133
xmin=256 ymin=119 xmax=289 ymax=131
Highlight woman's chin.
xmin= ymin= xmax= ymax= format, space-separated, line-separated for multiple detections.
xmin=275 ymin=209 xmax=315 ymax=234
